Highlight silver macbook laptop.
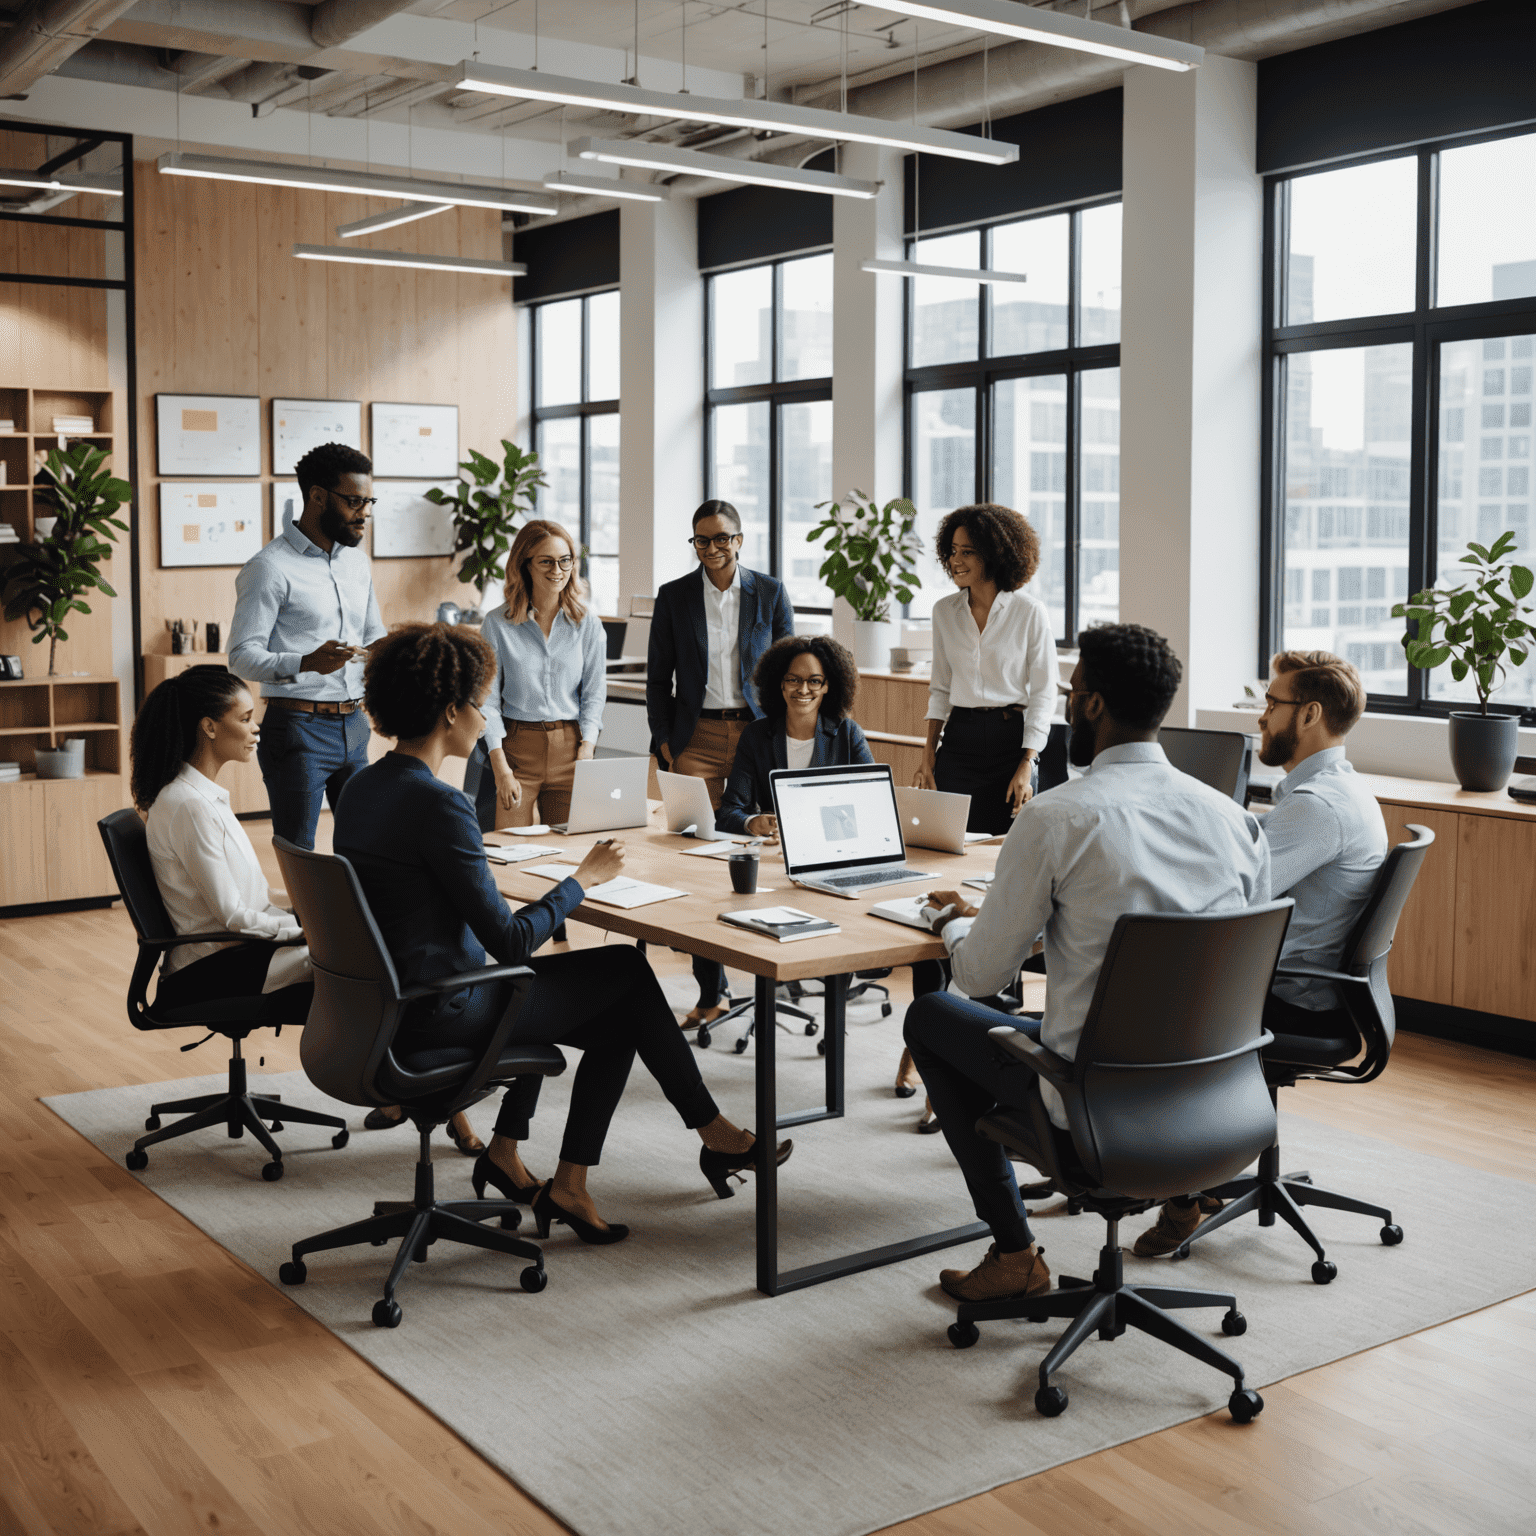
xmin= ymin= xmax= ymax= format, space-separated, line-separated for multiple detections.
xmin=549 ymin=756 xmax=651 ymax=835
xmin=893 ymin=786 xmax=995 ymax=854
xmin=658 ymin=770 xmax=732 ymax=840
xmin=769 ymin=763 xmax=930 ymax=898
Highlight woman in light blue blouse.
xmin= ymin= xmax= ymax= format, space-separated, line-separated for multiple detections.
xmin=480 ymin=519 xmax=607 ymax=829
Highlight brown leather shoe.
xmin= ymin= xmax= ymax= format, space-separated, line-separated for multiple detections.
xmin=1132 ymin=1196 xmax=1223 ymax=1257
xmin=940 ymin=1242 xmax=1051 ymax=1302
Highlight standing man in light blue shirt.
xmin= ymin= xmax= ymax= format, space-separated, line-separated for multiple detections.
xmin=229 ymin=442 xmax=385 ymax=850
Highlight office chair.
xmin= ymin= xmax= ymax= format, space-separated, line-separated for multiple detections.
xmin=697 ymin=986 xmax=820 ymax=1053
xmin=947 ymin=902 xmax=1294 ymax=1422
xmin=98 ymin=809 xmax=348 ymax=1179
xmin=1158 ymin=725 xmax=1253 ymax=805
xmin=1174 ymin=825 xmax=1433 ymax=1281
xmin=273 ymin=838 xmax=567 ymax=1327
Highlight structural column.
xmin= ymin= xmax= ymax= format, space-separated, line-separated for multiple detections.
xmin=1117 ymin=53 xmax=1263 ymax=722
xmin=619 ymin=196 xmax=703 ymax=608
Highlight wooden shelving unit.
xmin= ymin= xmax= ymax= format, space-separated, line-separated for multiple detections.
xmin=0 ymin=387 xmax=117 ymax=544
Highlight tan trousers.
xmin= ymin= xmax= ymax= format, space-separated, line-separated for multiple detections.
xmin=496 ymin=720 xmax=580 ymax=829
xmin=667 ymin=717 xmax=747 ymax=810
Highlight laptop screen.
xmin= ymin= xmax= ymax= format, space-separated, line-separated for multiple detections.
xmin=770 ymin=764 xmax=907 ymax=876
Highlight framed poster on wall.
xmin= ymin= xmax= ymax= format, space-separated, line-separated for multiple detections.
xmin=271 ymin=399 xmax=363 ymax=475
xmin=159 ymin=482 xmax=264 ymax=567
xmin=372 ymin=481 xmax=459 ymax=558
xmin=155 ymin=394 xmax=260 ymax=476
xmin=370 ymin=402 xmax=459 ymax=477
xmin=272 ymin=480 xmax=302 ymax=534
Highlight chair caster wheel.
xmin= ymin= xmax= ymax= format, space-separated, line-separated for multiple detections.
xmin=144 ymin=1115 xmax=161 ymax=1131
xmin=125 ymin=1149 xmax=148 ymax=1171
xmin=733 ymin=1037 xmax=749 ymax=1055
xmin=331 ymin=1129 xmax=350 ymax=1149
xmin=1171 ymin=1245 xmax=1190 ymax=1261
xmin=279 ymin=1260 xmax=307 ymax=1286
xmin=1229 ymin=1388 xmax=1264 ymax=1423
xmin=371 ymin=1238 xmax=387 ymax=1247
xmin=1380 ymin=1224 xmax=1403 ymax=1246
xmin=372 ymin=1298 xmax=402 ymax=1328
xmin=697 ymin=1029 xmax=711 ymax=1049
xmin=520 ymin=1266 xmax=548 ymax=1293
xmin=261 ymin=1160 xmax=284 ymax=1182
xmin=1066 ymin=1199 xmax=1085 ymax=1217
xmin=948 ymin=1321 xmax=979 ymax=1349
xmin=1311 ymin=1259 xmax=1337 ymax=1284
xmin=268 ymin=1121 xmax=284 ymax=1133
xmin=1222 ymin=1309 xmax=1247 ymax=1337
xmin=1035 ymin=1386 xmax=1068 ymax=1418
xmin=817 ymin=1040 xmax=826 ymax=1056
xmin=499 ymin=1209 xmax=522 ymax=1230
xmin=881 ymin=1004 xmax=892 ymax=1017
xmin=804 ymin=1022 xmax=818 ymax=1036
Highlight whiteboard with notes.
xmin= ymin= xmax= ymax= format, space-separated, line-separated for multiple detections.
xmin=154 ymin=394 xmax=260 ymax=476
xmin=370 ymin=402 xmax=459 ymax=477
xmin=159 ymin=482 xmax=263 ymax=567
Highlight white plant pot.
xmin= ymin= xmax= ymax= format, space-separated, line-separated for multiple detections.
xmin=851 ymin=619 xmax=899 ymax=672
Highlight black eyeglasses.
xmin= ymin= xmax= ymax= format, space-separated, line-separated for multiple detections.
xmin=533 ymin=555 xmax=576 ymax=572
xmin=1261 ymin=692 xmax=1304 ymax=713
xmin=328 ymin=490 xmax=378 ymax=512
xmin=688 ymin=533 xmax=741 ymax=550
xmin=784 ymin=676 xmax=827 ymax=693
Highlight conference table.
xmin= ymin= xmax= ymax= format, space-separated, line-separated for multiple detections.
xmin=488 ymin=804 xmax=1007 ymax=1297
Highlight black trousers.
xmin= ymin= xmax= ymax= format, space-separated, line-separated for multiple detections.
xmin=398 ymin=945 xmax=719 ymax=1167
xmin=935 ymin=707 xmax=1033 ymax=836
xmin=154 ymin=942 xmax=313 ymax=1024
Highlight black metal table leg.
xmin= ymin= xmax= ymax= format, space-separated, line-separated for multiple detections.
xmin=755 ymin=974 xmax=779 ymax=1296
xmin=822 ymin=973 xmax=845 ymax=1118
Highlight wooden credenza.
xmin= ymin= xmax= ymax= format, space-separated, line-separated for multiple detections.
xmin=857 ymin=670 xmax=931 ymax=781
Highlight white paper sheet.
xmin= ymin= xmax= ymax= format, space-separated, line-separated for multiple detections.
xmin=523 ymin=863 xmax=688 ymax=910
xmin=484 ymin=841 xmax=561 ymax=864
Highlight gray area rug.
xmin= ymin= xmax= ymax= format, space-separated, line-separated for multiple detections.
xmin=45 ymin=978 xmax=1536 ymax=1536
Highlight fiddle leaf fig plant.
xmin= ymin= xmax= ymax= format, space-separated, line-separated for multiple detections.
xmin=424 ymin=439 xmax=546 ymax=612
xmin=806 ymin=490 xmax=923 ymax=622
xmin=1393 ymin=531 xmax=1534 ymax=713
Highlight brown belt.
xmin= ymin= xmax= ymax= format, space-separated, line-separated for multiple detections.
xmin=698 ymin=708 xmax=753 ymax=721
xmin=266 ymin=696 xmax=363 ymax=716
xmin=508 ymin=719 xmax=577 ymax=733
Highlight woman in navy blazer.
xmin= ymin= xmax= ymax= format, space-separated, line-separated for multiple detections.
xmin=715 ymin=635 xmax=873 ymax=838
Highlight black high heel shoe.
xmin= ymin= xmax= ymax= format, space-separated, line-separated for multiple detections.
xmin=471 ymin=1151 xmax=541 ymax=1205
xmin=532 ymin=1182 xmax=630 ymax=1245
xmin=700 ymin=1135 xmax=794 ymax=1200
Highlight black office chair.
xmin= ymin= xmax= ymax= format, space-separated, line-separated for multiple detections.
xmin=1174 ymin=825 xmax=1433 ymax=1281
xmin=1158 ymin=725 xmax=1253 ymax=805
xmin=98 ymin=809 xmax=349 ymax=1179
xmin=272 ymin=837 xmax=567 ymax=1327
xmin=698 ymin=985 xmax=819 ymax=1053
xmin=947 ymin=901 xmax=1294 ymax=1422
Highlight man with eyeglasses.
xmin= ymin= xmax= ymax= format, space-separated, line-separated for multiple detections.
xmin=230 ymin=441 xmax=385 ymax=849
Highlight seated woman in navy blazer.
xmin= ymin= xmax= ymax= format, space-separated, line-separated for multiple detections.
xmin=716 ymin=635 xmax=873 ymax=838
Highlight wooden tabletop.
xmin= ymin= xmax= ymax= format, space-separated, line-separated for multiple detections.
xmin=1356 ymin=771 xmax=1536 ymax=823
xmin=488 ymin=804 xmax=1003 ymax=982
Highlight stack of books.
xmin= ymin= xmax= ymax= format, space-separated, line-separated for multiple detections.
xmin=0 ymin=524 xmax=20 ymax=544
xmin=0 ymin=762 xmax=22 ymax=783
xmin=52 ymin=415 xmax=94 ymax=433
xmin=0 ymin=419 xmax=15 ymax=432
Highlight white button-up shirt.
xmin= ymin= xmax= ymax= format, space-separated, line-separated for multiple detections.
xmin=145 ymin=765 xmax=310 ymax=992
xmin=941 ymin=742 xmax=1272 ymax=1126
xmin=701 ymin=566 xmax=747 ymax=710
xmin=925 ymin=587 xmax=1060 ymax=754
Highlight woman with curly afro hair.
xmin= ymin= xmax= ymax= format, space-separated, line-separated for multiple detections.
xmin=332 ymin=622 xmax=790 ymax=1245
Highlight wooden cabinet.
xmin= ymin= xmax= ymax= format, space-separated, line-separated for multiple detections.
xmin=0 ymin=778 xmax=49 ymax=904
xmin=1381 ymin=808 xmax=1461 ymax=1005
xmin=0 ymin=386 xmax=116 ymax=546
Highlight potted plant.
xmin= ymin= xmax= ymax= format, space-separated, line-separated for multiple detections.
xmin=1394 ymin=531 xmax=1533 ymax=791
xmin=424 ymin=439 xmax=546 ymax=620
xmin=806 ymin=490 xmax=923 ymax=670
xmin=1 ymin=443 xmax=130 ymax=676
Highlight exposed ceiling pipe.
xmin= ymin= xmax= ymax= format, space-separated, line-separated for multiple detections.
xmin=309 ymin=0 xmax=422 ymax=52
xmin=171 ymin=51 xmax=251 ymax=96
xmin=0 ymin=0 xmax=142 ymax=97
xmin=220 ymin=59 xmax=303 ymax=105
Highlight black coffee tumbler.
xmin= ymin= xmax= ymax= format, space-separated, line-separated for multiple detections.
xmin=728 ymin=852 xmax=760 ymax=895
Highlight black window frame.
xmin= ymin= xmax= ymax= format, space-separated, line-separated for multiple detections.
xmin=1260 ymin=124 xmax=1536 ymax=722
xmin=902 ymin=196 xmax=1122 ymax=646
xmin=703 ymin=253 xmax=834 ymax=615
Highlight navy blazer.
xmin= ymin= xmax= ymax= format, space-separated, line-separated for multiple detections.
xmin=715 ymin=714 xmax=875 ymax=836
xmin=645 ymin=565 xmax=795 ymax=763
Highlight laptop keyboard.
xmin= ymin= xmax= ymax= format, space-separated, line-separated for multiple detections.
xmin=819 ymin=868 xmax=928 ymax=889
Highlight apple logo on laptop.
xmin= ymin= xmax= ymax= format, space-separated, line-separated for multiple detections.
xmin=610 ymin=786 xmax=623 ymax=800
xmin=911 ymin=816 xmax=921 ymax=825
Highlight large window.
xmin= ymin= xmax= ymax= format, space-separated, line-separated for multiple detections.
xmin=705 ymin=253 xmax=834 ymax=611
xmin=1266 ymin=128 xmax=1536 ymax=713
xmin=531 ymin=290 xmax=620 ymax=617
xmin=904 ymin=202 xmax=1122 ymax=639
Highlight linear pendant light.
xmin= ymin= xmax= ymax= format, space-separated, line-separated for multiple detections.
xmin=159 ymin=153 xmax=558 ymax=215
xmin=861 ymin=257 xmax=1026 ymax=284
xmin=871 ymin=1 xmax=1203 ymax=72
xmin=457 ymin=61 xmax=1018 ymax=167
xmin=570 ymin=138 xmax=880 ymax=199
xmin=542 ymin=170 xmax=672 ymax=202
xmin=293 ymin=244 xmax=524 ymax=276
xmin=0 ymin=169 xmax=123 ymax=196
xmin=338 ymin=202 xmax=454 ymax=237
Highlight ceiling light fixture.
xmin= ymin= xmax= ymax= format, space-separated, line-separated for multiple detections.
xmin=457 ymin=61 xmax=1019 ymax=166
xmin=337 ymin=202 xmax=454 ymax=237
xmin=292 ymin=244 xmax=525 ymax=276
xmin=860 ymin=257 xmax=1027 ymax=284
xmin=159 ymin=153 xmax=558 ymax=215
xmin=870 ymin=1 xmax=1202 ymax=72
xmin=571 ymin=138 xmax=880 ymax=199
xmin=542 ymin=170 xmax=673 ymax=202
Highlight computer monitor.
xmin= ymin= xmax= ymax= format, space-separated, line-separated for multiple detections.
xmin=1158 ymin=726 xmax=1253 ymax=806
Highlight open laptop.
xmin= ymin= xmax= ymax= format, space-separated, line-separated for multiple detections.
xmin=549 ymin=756 xmax=651 ymax=835
xmin=658 ymin=769 xmax=733 ymax=840
xmin=769 ymin=762 xmax=930 ymax=898
xmin=893 ymin=786 xmax=996 ymax=854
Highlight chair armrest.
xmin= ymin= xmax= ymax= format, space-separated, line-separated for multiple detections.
xmin=1273 ymin=965 xmax=1367 ymax=987
xmin=988 ymin=1025 xmax=1073 ymax=1088
xmin=398 ymin=963 xmax=536 ymax=1001
xmin=150 ymin=930 xmax=251 ymax=950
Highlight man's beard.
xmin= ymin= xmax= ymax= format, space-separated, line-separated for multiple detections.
xmin=1068 ymin=711 xmax=1097 ymax=768
xmin=321 ymin=501 xmax=363 ymax=547
xmin=1258 ymin=719 xmax=1299 ymax=767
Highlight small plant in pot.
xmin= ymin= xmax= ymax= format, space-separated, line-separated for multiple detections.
xmin=424 ymin=440 xmax=546 ymax=621
xmin=1393 ymin=531 xmax=1533 ymax=791
xmin=806 ymin=490 xmax=923 ymax=670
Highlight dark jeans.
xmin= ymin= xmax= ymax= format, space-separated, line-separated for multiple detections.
xmin=399 ymin=945 xmax=719 ymax=1167
xmin=935 ymin=707 xmax=1035 ymax=836
xmin=154 ymin=941 xmax=314 ymax=1024
xmin=257 ymin=705 xmax=372 ymax=851
xmin=903 ymin=991 xmax=1045 ymax=1252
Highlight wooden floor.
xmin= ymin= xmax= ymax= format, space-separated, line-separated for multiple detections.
xmin=2 ymin=872 xmax=1533 ymax=1536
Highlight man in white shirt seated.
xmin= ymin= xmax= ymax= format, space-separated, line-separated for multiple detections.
xmin=907 ymin=623 xmax=1271 ymax=1304
xmin=1132 ymin=649 xmax=1387 ymax=1255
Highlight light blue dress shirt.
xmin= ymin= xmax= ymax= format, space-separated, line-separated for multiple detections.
xmin=228 ymin=521 xmax=384 ymax=701
xmin=479 ymin=603 xmax=607 ymax=749
xmin=1263 ymin=745 xmax=1388 ymax=1011
xmin=939 ymin=742 xmax=1272 ymax=1127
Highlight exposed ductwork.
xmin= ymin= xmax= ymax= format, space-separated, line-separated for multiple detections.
xmin=308 ymin=0 xmax=420 ymax=53
xmin=0 ymin=0 xmax=143 ymax=97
